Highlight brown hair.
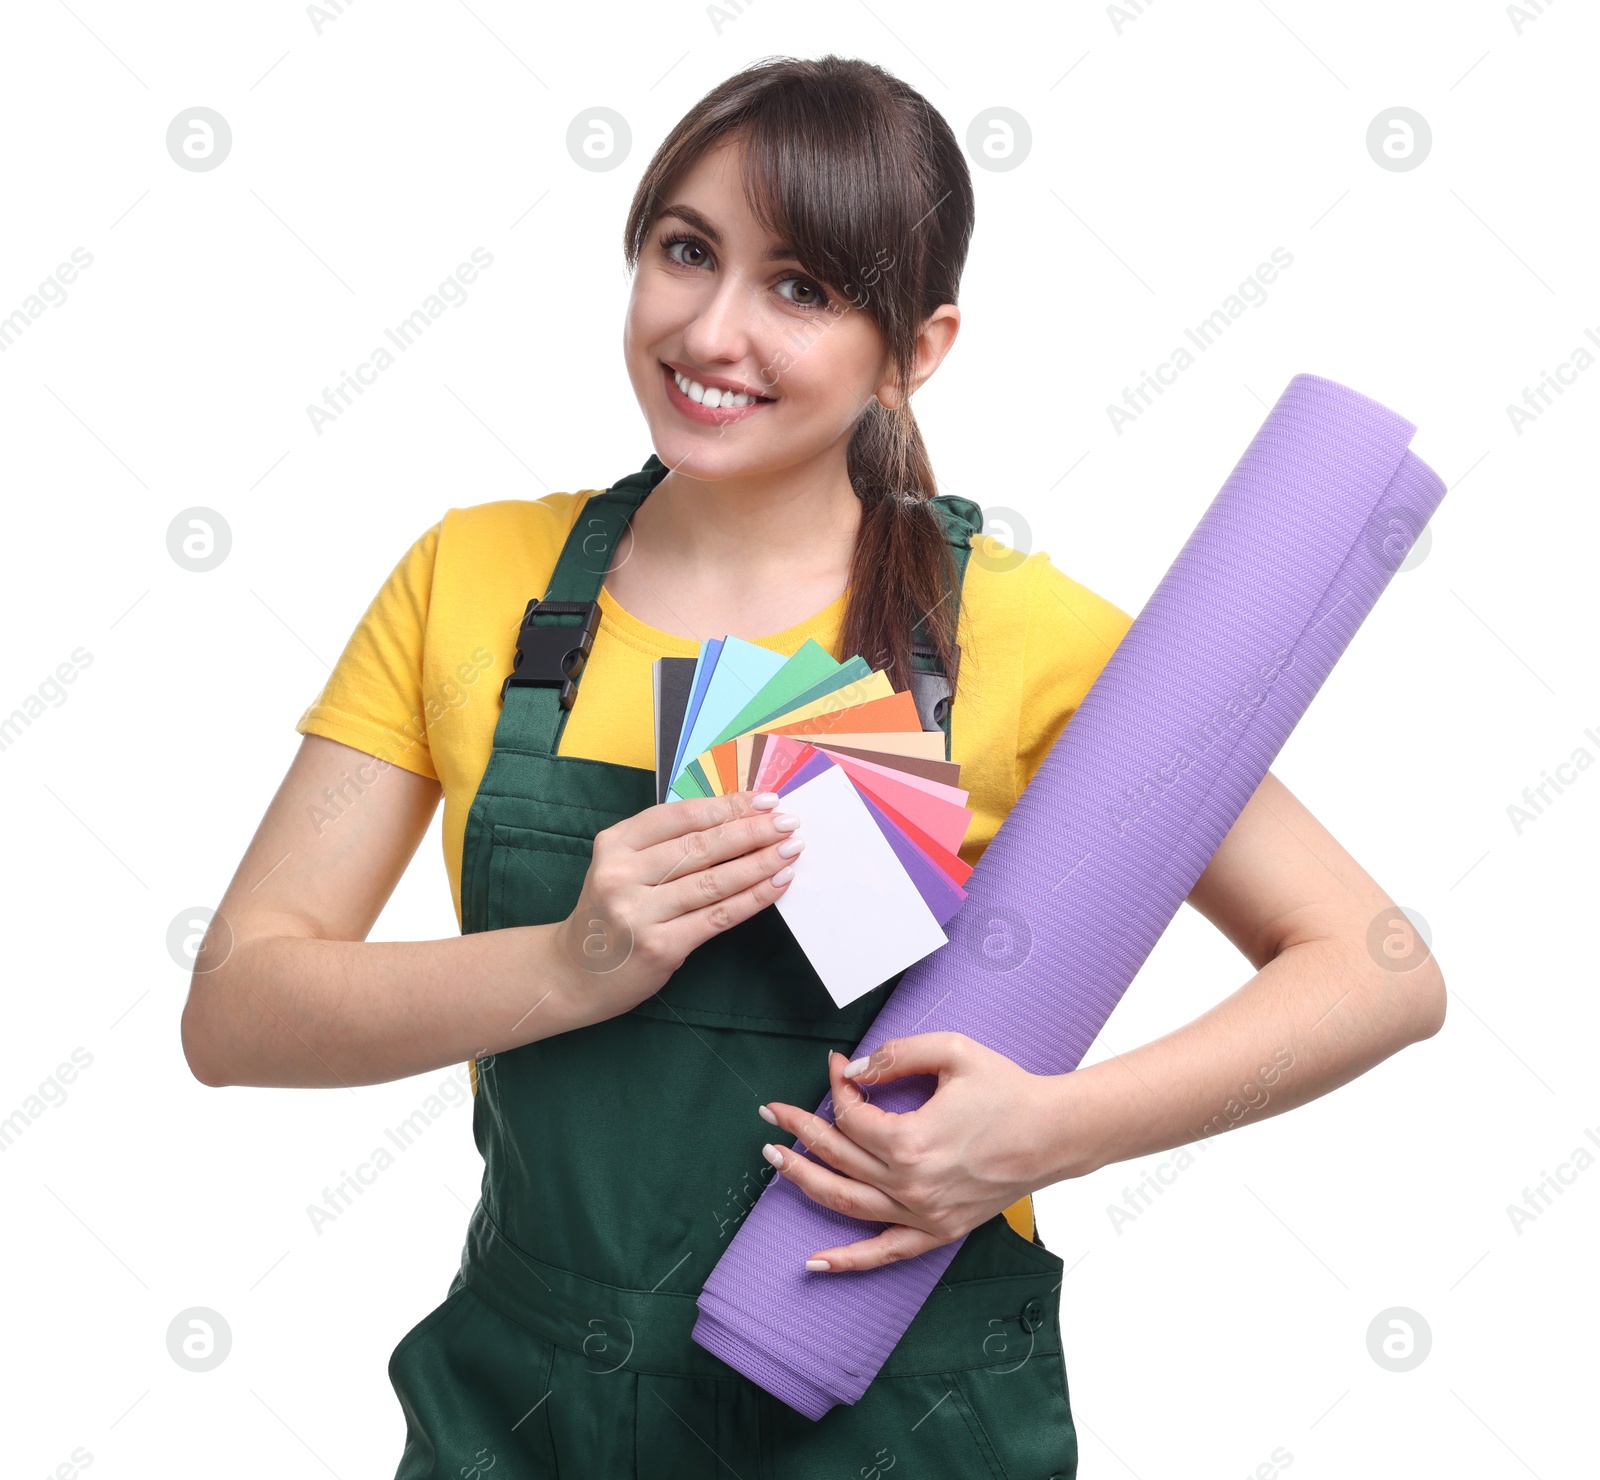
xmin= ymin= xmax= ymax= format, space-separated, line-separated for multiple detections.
xmin=621 ymin=55 xmax=976 ymax=693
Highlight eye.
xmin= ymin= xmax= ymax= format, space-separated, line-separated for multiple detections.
xmin=777 ymin=274 xmax=831 ymax=311
xmin=659 ymin=231 xmax=711 ymax=268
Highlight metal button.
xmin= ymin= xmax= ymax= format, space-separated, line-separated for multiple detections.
xmin=1019 ymin=1296 xmax=1045 ymax=1334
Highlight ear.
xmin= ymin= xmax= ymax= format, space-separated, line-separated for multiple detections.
xmin=875 ymin=303 xmax=961 ymax=408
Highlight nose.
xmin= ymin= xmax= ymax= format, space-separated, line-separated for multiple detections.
xmin=678 ymin=261 xmax=765 ymax=373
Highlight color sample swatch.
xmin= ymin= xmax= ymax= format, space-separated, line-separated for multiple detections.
xmin=653 ymin=640 xmax=973 ymax=1007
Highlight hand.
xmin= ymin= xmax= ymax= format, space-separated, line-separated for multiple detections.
xmin=557 ymin=789 xmax=803 ymax=1014
xmin=757 ymin=1032 xmax=1056 ymax=1271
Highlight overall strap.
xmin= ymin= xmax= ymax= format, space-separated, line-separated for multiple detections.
xmin=491 ymin=454 xmax=670 ymax=756
xmin=909 ymin=493 xmax=983 ymax=755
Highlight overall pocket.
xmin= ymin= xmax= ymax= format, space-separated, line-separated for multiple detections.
xmin=912 ymin=1216 xmax=1079 ymax=1480
xmin=948 ymin=1343 xmax=1078 ymax=1480
xmin=388 ymin=1284 xmax=561 ymax=1479
xmin=763 ymin=1365 xmax=1010 ymax=1480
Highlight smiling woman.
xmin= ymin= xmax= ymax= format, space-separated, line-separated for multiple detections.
xmin=185 ymin=50 xmax=1440 ymax=1480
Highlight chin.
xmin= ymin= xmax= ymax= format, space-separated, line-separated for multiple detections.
xmin=647 ymin=432 xmax=747 ymax=483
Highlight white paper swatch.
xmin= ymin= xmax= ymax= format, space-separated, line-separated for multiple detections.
xmin=772 ymin=762 xmax=950 ymax=1008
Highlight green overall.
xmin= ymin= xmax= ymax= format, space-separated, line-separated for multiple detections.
xmin=387 ymin=455 xmax=1078 ymax=1480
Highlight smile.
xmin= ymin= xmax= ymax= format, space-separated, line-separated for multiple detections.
xmin=662 ymin=361 xmax=775 ymax=423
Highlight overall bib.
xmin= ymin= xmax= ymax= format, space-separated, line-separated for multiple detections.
xmin=388 ymin=456 xmax=1079 ymax=1480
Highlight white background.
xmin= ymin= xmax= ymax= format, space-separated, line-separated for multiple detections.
xmin=1 ymin=1 xmax=1595 ymax=1475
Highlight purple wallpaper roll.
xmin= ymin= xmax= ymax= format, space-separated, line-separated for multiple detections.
xmin=691 ymin=373 xmax=1449 ymax=1419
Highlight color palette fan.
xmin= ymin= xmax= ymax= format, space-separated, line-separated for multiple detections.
xmin=653 ymin=639 xmax=971 ymax=1008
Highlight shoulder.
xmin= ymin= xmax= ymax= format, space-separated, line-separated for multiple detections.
xmin=958 ymin=534 xmax=1134 ymax=673
xmin=956 ymin=535 xmax=1135 ymax=793
xmin=436 ymin=488 xmax=596 ymax=563
xmin=426 ymin=488 xmax=604 ymax=604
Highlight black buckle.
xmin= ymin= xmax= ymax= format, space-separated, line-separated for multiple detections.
xmin=909 ymin=641 xmax=960 ymax=730
xmin=499 ymin=598 xmax=601 ymax=710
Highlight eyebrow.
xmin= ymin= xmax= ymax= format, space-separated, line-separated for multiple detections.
xmin=654 ymin=203 xmax=803 ymax=263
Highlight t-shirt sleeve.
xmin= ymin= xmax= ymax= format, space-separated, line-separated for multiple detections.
xmin=1015 ymin=553 xmax=1136 ymax=797
xmin=294 ymin=520 xmax=443 ymax=781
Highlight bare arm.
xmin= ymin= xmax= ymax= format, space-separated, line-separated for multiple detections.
xmin=180 ymin=734 xmax=801 ymax=1089
xmin=1037 ymin=768 xmax=1448 ymax=1179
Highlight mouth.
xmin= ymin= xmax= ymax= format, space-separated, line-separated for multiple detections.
xmin=661 ymin=361 xmax=776 ymax=424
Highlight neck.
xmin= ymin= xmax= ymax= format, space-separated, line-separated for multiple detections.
xmin=635 ymin=448 xmax=862 ymax=588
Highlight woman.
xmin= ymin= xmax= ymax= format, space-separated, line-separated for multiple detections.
xmin=182 ymin=54 xmax=1446 ymax=1480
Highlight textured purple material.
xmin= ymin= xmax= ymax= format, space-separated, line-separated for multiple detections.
xmin=690 ymin=374 xmax=1449 ymax=1420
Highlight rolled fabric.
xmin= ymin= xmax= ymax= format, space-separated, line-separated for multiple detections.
xmin=691 ymin=373 xmax=1449 ymax=1419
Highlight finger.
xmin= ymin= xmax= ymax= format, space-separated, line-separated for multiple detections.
xmin=613 ymin=788 xmax=780 ymax=854
xmin=826 ymin=1046 xmax=878 ymax=1136
xmin=761 ymin=1057 xmax=890 ymax=1185
xmin=649 ymin=833 xmax=801 ymax=929
xmin=805 ymin=1040 xmax=937 ymax=1164
xmin=640 ymin=802 xmax=803 ymax=891
xmin=654 ymin=850 xmax=799 ymax=958
xmin=841 ymin=1031 xmax=969 ymax=1089
xmin=760 ymin=1138 xmax=912 ymax=1229
xmin=804 ymin=1223 xmax=947 ymax=1273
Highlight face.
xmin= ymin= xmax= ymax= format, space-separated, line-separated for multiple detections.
xmin=623 ymin=136 xmax=909 ymax=483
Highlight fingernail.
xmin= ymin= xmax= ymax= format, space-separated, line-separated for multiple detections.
xmin=752 ymin=791 xmax=780 ymax=810
xmin=771 ymin=864 xmax=794 ymax=887
xmin=805 ymin=1259 xmax=830 ymax=1271
xmin=761 ymin=1143 xmax=784 ymax=1169
xmin=758 ymin=1103 xmax=777 ymax=1124
xmin=842 ymin=1055 xmax=871 ymax=1078
xmin=777 ymin=836 xmax=804 ymax=857
xmin=773 ymin=812 xmax=800 ymax=831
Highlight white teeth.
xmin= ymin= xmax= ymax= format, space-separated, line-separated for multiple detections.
xmin=673 ymin=368 xmax=763 ymax=408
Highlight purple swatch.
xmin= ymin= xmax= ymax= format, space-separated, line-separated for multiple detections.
xmin=855 ymin=787 xmax=966 ymax=926
xmin=773 ymin=747 xmax=834 ymax=796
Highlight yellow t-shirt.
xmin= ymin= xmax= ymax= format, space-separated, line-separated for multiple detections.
xmin=295 ymin=488 xmax=1135 ymax=1245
